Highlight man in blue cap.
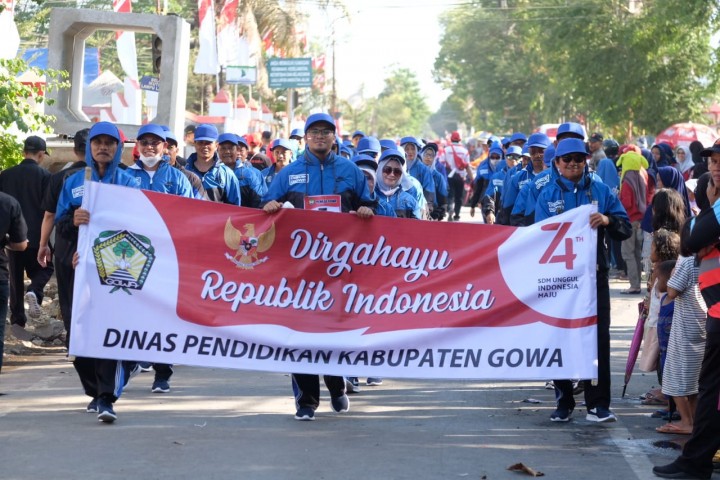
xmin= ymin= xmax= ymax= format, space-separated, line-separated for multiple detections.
xmin=184 ymin=124 xmax=241 ymax=205
xmin=505 ymin=133 xmax=552 ymax=226
xmin=217 ymin=133 xmax=265 ymax=208
xmin=535 ymin=138 xmax=631 ymax=424
xmin=126 ymin=124 xmax=194 ymax=393
xmin=55 ymin=121 xmax=141 ymax=424
xmin=262 ymin=112 xmax=376 ymax=421
xmin=290 ymin=128 xmax=305 ymax=157
xmin=351 ymin=130 xmax=365 ymax=149
xmin=357 ymin=136 xmax=382 ymax=161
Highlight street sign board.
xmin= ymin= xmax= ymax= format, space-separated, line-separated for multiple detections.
xmin=139 ymin=75 xmax=160 ymax=92
xmin=267 ymin=58 xmax=312 ymax=89
xmin=226 ymin=65 xmax=257 ymax=85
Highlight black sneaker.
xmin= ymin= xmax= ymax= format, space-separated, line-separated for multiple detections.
xmin=294 ymin=407 xmax=315 ymax=421
xmin=652 ymin=462 xmax=706 ymax=479
xmin=151 ymin=379 xmax=170 ymax=393
xmin=550 ymin=406 xmax=573 ymax=422
xmin=586 ymin=407 xmax=617 ymax=423
xmin=96 ymin=398 xmax=117 ymax=423
xmin=86 ymin=398 xmax=98 ymax=413
xmin=330 ymin=394 xmax=350 ymax=413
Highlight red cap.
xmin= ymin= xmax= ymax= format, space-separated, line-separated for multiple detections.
xmin=450 ymin=131 xmax=461 ymax=142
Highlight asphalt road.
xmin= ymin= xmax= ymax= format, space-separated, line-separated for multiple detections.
xmin=0 ymin=209 xmax=708 ymax=480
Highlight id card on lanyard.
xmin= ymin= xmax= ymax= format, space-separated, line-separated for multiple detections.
xmin=304 ymin=194 xmax=342 ymax=212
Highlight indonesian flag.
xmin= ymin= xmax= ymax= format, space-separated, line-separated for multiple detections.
xmin=216 ymin=0 xmax=241 ymax=67
xmin=0 ymin=0 xmax=20 ymax=60
xmin=112 ymin=0 xmax=138 ymax=80
xmin=194 ymin=0 xmax=219 ymax=74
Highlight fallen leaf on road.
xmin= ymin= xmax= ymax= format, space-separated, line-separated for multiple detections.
xmin=507 ymin=463 xmax=544 ymax=476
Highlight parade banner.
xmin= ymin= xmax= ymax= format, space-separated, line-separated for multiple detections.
xmin=71 ymin=182 xmax=599 ymax=380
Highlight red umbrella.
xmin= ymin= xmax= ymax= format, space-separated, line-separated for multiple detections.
xmin=655 ymin=122 xmax=718 ymax=149
xmin=622 ymin=300 xmax=648 ymax=398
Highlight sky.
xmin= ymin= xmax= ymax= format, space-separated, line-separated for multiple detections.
xmin=306 ymin=0 xmax=452 ymax=111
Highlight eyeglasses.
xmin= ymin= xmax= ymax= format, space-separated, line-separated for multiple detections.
xmin=559 ymin=154 xmax=587 ymax=164
xmin=307 ymin=129 xmax=334 ymax=138
xmin=382 ymin=166 xmax=403 ymax=176
xmin=138 ymin=139 xmax=163 ymax=147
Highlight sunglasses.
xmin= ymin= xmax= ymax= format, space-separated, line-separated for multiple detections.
xmin=382 ymin=166 xmax=403 ymax=176
xmin=559 ymin=154 xmax=587 ymax=164
xmin=506 ymin=154 xmax=521 ymax=160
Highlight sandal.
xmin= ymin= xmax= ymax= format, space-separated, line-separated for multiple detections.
xmin=641 ymin=391 xmax=668 ymax=405
xmin=656 ymin=423 xmax=692 ymax=435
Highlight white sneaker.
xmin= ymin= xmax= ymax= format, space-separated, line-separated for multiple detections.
xmin=24 ymin=291 xmax=42 ymax=319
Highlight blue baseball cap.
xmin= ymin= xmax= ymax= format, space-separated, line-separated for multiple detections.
xmin=236 ymin=135 xmax=249 ymax=149
xmin=380 ymin=139 xmax=397 ymax=151
xmin=527 ymin=132 xmax=551 ymax=149
xmin=357 ymin=136 xmax=381 ymax=155
xmin=194 ymin=124 xmax=219 ymax=142
xmin=506 ymin=145 xmax=523 ymax=157
xmin=164 ymin=131 xmax=178 ymax=145
xmin=137 ymin=124 xmax=167 ymax=141
xmin=340 ymin=145 xmax=353 ymax=157
xmin=509 ymin=132 xmax=527 ymax=144
xmin=89 ymin=121 xmax=121 ymax=143
xmin=304 ymin=113 xmax=335 ymax=132
xmin=352 ymin=153 xmax=378 ymax=171
xmin=543 ymin=145 xmax=556 ymax=166
xmin=521 ymin=145 xmax=530 ymax=156
xmin=352 ymin=130 xmax=365 ymax=139
xmin=217 ymin=133 xmax=239 ymax=145
xmin=400 ymin=136 xmax=422 ymax=148
xmin=555 ymin=138 xmax=587 ymax=158
xmin=290 ymin=128 xmax=304 ymax=138
xmin=271 ymin=138 xmax=294 ymax=151
xmin=556 ymin=122 xmax=585 ymax=141
xmin=379 ymin=148 xmax=406 ymax=166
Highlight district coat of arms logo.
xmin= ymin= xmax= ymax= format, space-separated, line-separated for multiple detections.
xmin=92 ymin=230 xmax=156 ymax=294
xmin=224 ymin=217 xmax=276 ymax=269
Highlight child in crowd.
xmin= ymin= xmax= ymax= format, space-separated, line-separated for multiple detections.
xmin=655 ymin=260 xmax=676 ymax=409
xmin=657 ymin=240 xmax=708 ymax=435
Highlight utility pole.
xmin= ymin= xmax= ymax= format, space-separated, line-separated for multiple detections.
xmin=331 ymin=31 xmax=336 ymax=117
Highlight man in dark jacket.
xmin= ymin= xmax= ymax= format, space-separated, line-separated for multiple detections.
xmin=0 ymin=136 xmax=53 ymax=327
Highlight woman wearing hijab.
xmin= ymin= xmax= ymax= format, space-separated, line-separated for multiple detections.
xmin=374 ymin=150 xmax=421 ymax=219
xmin=651 ymin=143 xmax=676 ymax=169
xmin=689 ymin=140 xmax=707 ymax=179
xmin=675 ymin=146 xmax=694 ymax=181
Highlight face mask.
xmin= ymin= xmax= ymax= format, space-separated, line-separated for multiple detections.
xmin=489 ymin=158 xmax=499 ymax=168
xmin=139 ymin=153 xmax=163 ymax=168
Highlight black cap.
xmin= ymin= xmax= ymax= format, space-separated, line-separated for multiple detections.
xmin=23 ymin=135 xmax=49 ymax=154
xmin=589 ymin=132 xmax=603 ymax=143
xmin=700 ymin=139 xmax=720 ymax=157
xmin=73 ymin=128 xmax=90 ymax=153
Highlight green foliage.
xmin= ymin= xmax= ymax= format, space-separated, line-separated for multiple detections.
xmin=434 ymin=0 xmax=720 ymax=140
xmin=0 ymin=58 xmax=68 ymax=169
xmin=342 ymin=68 xmax=432 ymax=138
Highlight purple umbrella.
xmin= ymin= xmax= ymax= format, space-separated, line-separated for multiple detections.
xmin=622 ymin=300 xmax=648 ymax=398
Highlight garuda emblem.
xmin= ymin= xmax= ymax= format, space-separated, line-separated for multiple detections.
xmin=223 ymin=217 xmax=276 ymax=269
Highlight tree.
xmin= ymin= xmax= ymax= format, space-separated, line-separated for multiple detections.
xmin=361 ymin=68 xmax=431 ymax=138
xmin=0 ymin=58 xmax=68 ymax=169
xmin=434 ymin=0 xmax=720 ymax=140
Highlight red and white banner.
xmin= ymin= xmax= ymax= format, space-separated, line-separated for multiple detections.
xmin=71 ymin=182 xmax=599 ymax=380
xmin=194 ymin=0 xmax=219 ymax=74
xmin=112 ymin=0 xmax=138 ymax=80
